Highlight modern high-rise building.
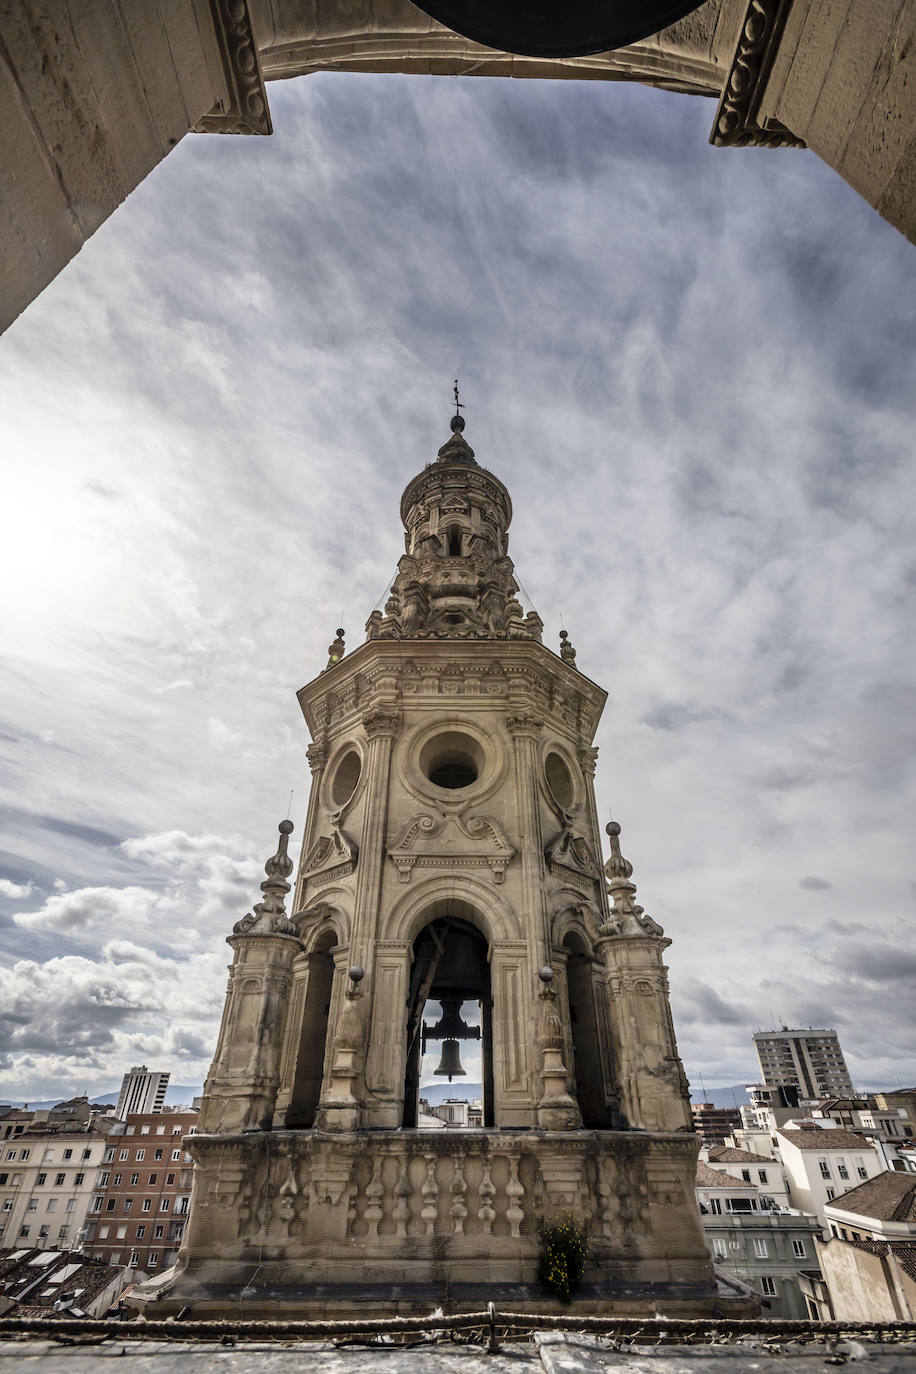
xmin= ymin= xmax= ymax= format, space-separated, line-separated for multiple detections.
xmin=115 ymin=1067 xmax=170 ymax=1120
xmin=753 ymin=1028 xmax=854 ymax=1100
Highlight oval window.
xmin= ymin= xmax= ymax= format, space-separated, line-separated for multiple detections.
xmin=419 ymin=730 xmax=484 ymax=790
xmin=545 ymin=751 xmax=574 ymax=808
xmin=330 ymin=749 xmax=362 ymax=807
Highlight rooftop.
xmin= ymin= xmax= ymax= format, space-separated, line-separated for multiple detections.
xmin=825 ymin=1170 xmax=916 ymax=1223
xmin=696 ymin=1161 xmax=755 ymax=1190
xmin=778 ymin=1128 xmax=872 ymax=1151
xmin=708 ymin=1147 xmax=775 ymax=1164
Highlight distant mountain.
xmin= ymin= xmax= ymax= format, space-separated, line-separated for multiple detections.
xmin=419 ymin=1081 xmax=483 ymax=1106
xmin=689 ymin=1083 xmax=753 ymax=1109
xmin=0 ymin=1085 xmax=203 ymax=1112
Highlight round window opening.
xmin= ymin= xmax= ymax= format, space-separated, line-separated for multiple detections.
xmin=420 ymin=730 xmax=484 ymax=791
xmin=545 ymin=751 xmax=575 ymax=809
xmin=330 ymin=749 xmax=362 ymax=807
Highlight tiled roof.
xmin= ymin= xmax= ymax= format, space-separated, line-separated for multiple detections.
xmin=835 ymin=1236 xmax=916 ymax=1284
xmin=708 ymin=1146 xmax=775 ymax=1164
xmin=696 ymin=1161 xmax=755 ymax=1190
xmin=825 ymin=1170 xmax=916 ymax=1223
xmin=0 ymin=1247 xmax=124 ymax=1315
xmin=778 ymin=1128 xmax=872 ymax=1151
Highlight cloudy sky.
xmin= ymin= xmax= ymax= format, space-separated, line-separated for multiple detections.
xmin=1 ymin=65 xmax=915 ymax=1106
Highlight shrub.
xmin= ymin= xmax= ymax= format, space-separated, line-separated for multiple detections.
xmin=536 ymin=1213 xmax=589 ymax=1302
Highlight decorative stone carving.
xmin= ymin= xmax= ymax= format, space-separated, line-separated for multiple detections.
xmin=231 ymin=820 xmax=297 ymax=937
xmin=545 ymin=819 xmax=602 ymax=889
xmin=710 ymin=0 xmax=805 ymax=148
xmin=299 ymin=827 xmax=357 ymax=886
xmin=361 ymin=707 xmax=401 ymax=739
xmin=387 ymin=811 xmax=515 ymax=884
xmin=599 ymin=821 xmax=665 ymax=939
xmin=193 ymin=0 xmax=272 ymax=136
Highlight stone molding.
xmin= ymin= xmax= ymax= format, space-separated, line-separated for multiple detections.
xmin=387 ymin=811 xmax=515 ymax=884
xmin=710 ymin=0 xmax=805 ymax=149
xmin=194 ymin=0 xmax=272 ymax=135
xmin=361 ymin=707 xmax=401 ymax=740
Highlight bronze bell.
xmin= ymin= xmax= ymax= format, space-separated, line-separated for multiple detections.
xmin=434 ymin=1039 xmax=466 ymax=1081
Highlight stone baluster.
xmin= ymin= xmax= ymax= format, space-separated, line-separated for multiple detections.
xmin=449 ymin=1153 xmax=468 ymax=1235
xmin=421 ymin=1153 xmax=439 ymax=1237
xmin=393 ymin=1157 xmax=411 ymax=1238
xmin=364 ymin=1157 xmax=384 ymax=1241
xmin=505 ymin=1154 xmax=524 ymax=1239
xmin=477 ymin=1158 xmax=496 ymax=1236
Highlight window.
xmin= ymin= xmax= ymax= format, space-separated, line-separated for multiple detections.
xmin=141 ymin=1124 xmax=150 ymax=1135
xmin=58 ymin=1225 xmax=69 ymax=1240
xmin=27 ymin=1199 xmax=37 ymax=1212
xmin=166 ymin=1173 xmax=175 ymax=1185
xmin=90 ymin=1197 xmax=102 ymax=1213
xmin=19 ymin=1225 xmax=30 ymax=1238
xmin=130 ymin=1174 xmax=139 ymax=1186
xmin=6 ymin=1151 xmax=15 ymax=1161
xmin=63 ymin=1149 xmax=72 ymax=1161
xmin=103 ymin=1148 xmax=114 ymax=1163
xmin=792 ymin=1239 xmax=807 ymax=1259
xmin=760 ymin=1277 xmax=777 ymax=1297
xmin=708 ymin=1197 xmax=722 ymax=1214
xmin=826 ymin=1188 xmax=836 ymax=1201
xmin=172 ymin=1223 xmax=184 ymax=1241
xmin=741 ymin=1169 xmax=751 ymax=1182
xmin=123 ymin=1198 xmax=133 ymax=1212
xmin=172 ymin=1125 xmax=181 ymax=1135
xmin=116 ymin=1224 xmax=127 ymax=1238
xmin=1 ymin=1201 xmax=11 ymax=1212
xmin=74 ymin=1172 xmax=84 ymax=1185
xmin=154 ymin=1150 xmax=163 ymax=1161
xmin=148 ymin=1173 xmax=157 ymax=1185
xmin=37 ymin=1172 xmax=47 ymax=1186
xmin=753 ymin=1238 xmax=768 ymax=1258
xmin=119 ymin=1149 xmax=129 ymax=1160
xmin=46 ymin=1198 xmax=57 ymax=1212
xmin=126 ymin=1126 xmax=135 ymax=1135
xmin=160 ymin=1198 xmax=170 ymax=1211
xmin=851 ymin=1231 xmax=861 ymax=1241
xmin=98 ymin=1172 xmax=110 ymax=1187
xmin=136 ymin=1150 xmax=145 ymax=1161
xmin=19 ymin=1149 xmax=30 ymax=1160
xmin=142 ymin=1199 xmax=151 ymax=1212
xmin=136 ymin=1225 xmax=145 ymax=1238
xmin=857 ymin=1166 xmax=868 ymax=1180
xmin=171 ymin=1149 xmax=181 ymax=1161
xmin=130 ymin=1251 xmax=140 ymax=1266
xmin=818 ymin=1160 xmax=831 ymax=1179
xmin=149 ymin=1253 xmax=159 ymax=1266
xmin=106 ymin=1199 xmax=116 ymax=1212
xmin=154 ymin=1225 xmax=164 ymax=1238
xmin=82 ymin=1149 xmax=92 ymax=1160
xmin=39 ymin=1224 xmax=49 ymax=1238
xmin=838 ymin=1163 xmax=849 ymax=1180
xmin=156 ymin=1125 xmax=165 ymax=1135
xmin=758 ymin=1170 xmax=768 ymax=1184
xmin=99 ymin=1225 xmax=110 ymax=1238
xmin=0 ymin=1173 xmax=6 ymax=1186
xmin=54 ymin=1173 xmax=65 ymax=1186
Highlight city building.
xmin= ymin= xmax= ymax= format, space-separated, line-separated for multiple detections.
xmin=0 ymin=1246 xmax=133 ymax=1318
xmin=695 ymin=1162 xmax=822 ymax=1318
xmin=129 ymin=409 xmax=739 ymax=1318
xmin=0 ymin=1122 xmax=111 ymax=1251
xmin=739 ymin=1084 xmax=803 ymax=1132
xmin=775 ymin=1126 xmax=885 ymax=1228
xmin=115 ymin=1067 xmax=170 ymax=1120
xmin=813 ymin=1173 xmax=916 ymax=1321
xmin=692 ymin=1103 xmax=741 ymax=1148
xmin=81 ymin=1109 xmax=197 ymax=1274
xmin=753 ymin=1028 xmax=854 ymax=1100
xmin=703 ymin=1147 xmax=791 ymax=1212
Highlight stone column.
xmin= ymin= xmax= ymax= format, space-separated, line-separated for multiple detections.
xmin=535 ymin=967 xmax=582 ymax=1131
xmin=0 ymin=0 xmax=271 ymax=334
xmin=505 ymin=708 xmax=550 ymax=968
xmin=292 ymin=740 xmax=328 ymax=913
xmin=315 ymin=965 xmax=366 ymax=1132
xmin=199 ymin=822 xmax=301 ymax=1134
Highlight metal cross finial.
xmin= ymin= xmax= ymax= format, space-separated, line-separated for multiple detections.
xmin=453 ymin=379 xmax=464 ymax=415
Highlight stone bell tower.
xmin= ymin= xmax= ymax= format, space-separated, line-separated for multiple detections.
xmin=134 ymin=407 xmax=729 ymax=1317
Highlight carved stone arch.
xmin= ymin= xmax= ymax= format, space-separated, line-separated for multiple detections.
xmin=386 ymin=871 xmax=520 ymax=947
xmin=297 ymin=894 xmax=352 ymax=951
xmin=550 ymin=893 xmax=602 ymax=951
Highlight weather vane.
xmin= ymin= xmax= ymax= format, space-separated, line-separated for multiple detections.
xmin=453 ymin=379 xmax=464 ymax=417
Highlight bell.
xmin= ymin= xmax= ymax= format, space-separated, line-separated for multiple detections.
xmin=434 ymin=1039 xmax=466 ymax=1081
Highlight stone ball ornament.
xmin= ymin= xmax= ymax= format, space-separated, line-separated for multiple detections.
xmin=409 ymin=0 xmax=707 ymax=59
xmin=538 ymin=965 xmax=555 ymax=984
xmin=279 ymin=819 xmax=294 ymax=835
xmin=348 ymin=964 xmax=365 ymax=984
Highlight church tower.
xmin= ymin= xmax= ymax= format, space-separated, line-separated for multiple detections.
xmin=137 ymin=408 xmax=723 ymax=1317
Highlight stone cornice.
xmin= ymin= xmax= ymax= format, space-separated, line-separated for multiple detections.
xmin=297 ymin=638 xmax=607 ymax=739
xmin=710 ymin=0 xmax=805 ymax=149
xmin=194 ymin=0 xmax=272 ymax=136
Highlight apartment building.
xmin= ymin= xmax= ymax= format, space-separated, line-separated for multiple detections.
xmin=814 ymin=1172 xmax=916 ymax=1321
xmin=753 ymin=1028 xmax=854 ymax=1099
xmin=691 ymin=1102 xmax=742 ymax=1148
xmin=114 ymin=1067 xmax=170 ymax=1119
xmin=0 ymin=1124 xmax=111 ymax=1251
xmin=81 ymin=1108 xmax=197 ymax=1274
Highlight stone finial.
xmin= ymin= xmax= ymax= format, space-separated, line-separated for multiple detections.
xmin=325 ymin=627 xmax=345 ymax=670
xmin=559 ymin=628 xmax=578 ymax=669
xmin=601 ymin=820 xmax=665 ymax=940
xmin=437 ymin=399 xmax=476 ymax=464
xmin=232 ymin=820 xmax=297 ymax=936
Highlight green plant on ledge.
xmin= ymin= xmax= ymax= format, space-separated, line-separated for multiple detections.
xmin=536 ymin=1213 xmax=589 ymax=1303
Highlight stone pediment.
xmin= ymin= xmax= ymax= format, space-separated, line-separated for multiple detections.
xmin=545 ymin=826 xmax=601 ymax=892
xmin=301 ymin=828 xmax=357 ymax=886
xmin=387 ymin=811 xmax=514 ymax=884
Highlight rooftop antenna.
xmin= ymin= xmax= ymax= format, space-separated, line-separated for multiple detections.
xmin=286 ymin=790 xmax=294 ymax=820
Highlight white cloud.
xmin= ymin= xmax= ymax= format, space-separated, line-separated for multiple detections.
xmin=0 ymin=878 xmax=33 ymax=899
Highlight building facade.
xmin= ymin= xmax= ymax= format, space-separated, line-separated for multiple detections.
xmin=128 ymin=411 xmax=739 ymax=1318
xmin=753 ymin=1028 xmax=854 ymax=1100
xmin=814 ymin=1173 xmax=916 ymax=1321
xmin=115 ymin=1067 xmax=170 ymax=1120
xmin=81 ymin=1110 xmax=197 ymax=1274
xmin=692 ymin=1103 xmax=741 ymax=1148
xmin=0 ymin=1125 xmax=110 ymax=1251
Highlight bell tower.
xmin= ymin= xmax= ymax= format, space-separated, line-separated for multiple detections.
xmin=136 ymin=406 xmax=731 ymax=1318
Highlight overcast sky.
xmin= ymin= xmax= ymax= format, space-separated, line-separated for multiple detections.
xmin=1 ymin=67 xmax=915 ymax=1106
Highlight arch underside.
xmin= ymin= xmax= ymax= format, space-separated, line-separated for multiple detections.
xmin=250 ymin=0 xmax=738 ymax=99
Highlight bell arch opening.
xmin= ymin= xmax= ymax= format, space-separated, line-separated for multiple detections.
xmin=562 ymin=931 xmax=608 ymax=1127
xmin=403 ymin=916 xmax=493 ymax=1128
xmin=286 ymin=929 xmax=337 ymax=1128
